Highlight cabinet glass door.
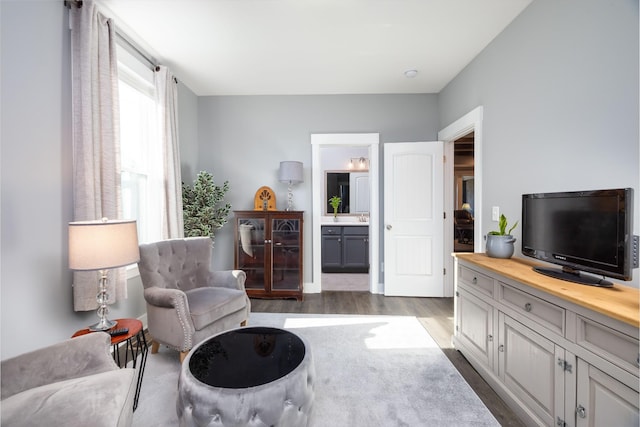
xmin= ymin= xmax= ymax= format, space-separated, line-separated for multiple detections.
xmin=237 ymin=218 xmax=265 ymax=290
xmin=271 ymin=218 xmax=301 ymax=291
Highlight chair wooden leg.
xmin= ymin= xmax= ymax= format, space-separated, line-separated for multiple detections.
xmin=151 ymin=341 xmax=160 ymax=354
xmin=241 ymin=320 xmax=247 ymax=327
xmin=179 ymin=351 xmax=189 ymax=364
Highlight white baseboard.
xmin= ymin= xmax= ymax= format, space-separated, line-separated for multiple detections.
xmin=137 ymin=313 xmax=148 ymax=330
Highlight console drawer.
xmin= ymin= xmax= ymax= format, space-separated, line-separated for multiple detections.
xmin=321 ymin=226 xmax=341 ymax=235
xmin=343 ymin=226 xmax=368 ymax=235
xmin=499 ymin=283 xmax=565 ymax=336
xmin=577 ymin=316 xmax=639 ymax=376
xmin=458 ymin=265 xmax=495 ymax=298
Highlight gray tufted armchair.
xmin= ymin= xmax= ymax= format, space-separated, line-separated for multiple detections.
xmin=137 ymin=237 xmax=251 ymax=362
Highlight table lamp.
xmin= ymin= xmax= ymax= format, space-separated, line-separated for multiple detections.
xmin=69 ymin=218 xmax=140 ymax=331
xmin=278 ymin=161 xmax=303 ymax=211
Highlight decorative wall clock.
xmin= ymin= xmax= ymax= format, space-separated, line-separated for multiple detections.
xmin=253 ymin=186 xmax=276 ymax=211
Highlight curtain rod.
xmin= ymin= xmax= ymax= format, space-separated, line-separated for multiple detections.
xmin=116 ymin=32 xmax=178 ymax=83
xmin=115 ymin=30 xmax=157 ymax=71
xmin=65 ymin=0 xmax=177 ymax=83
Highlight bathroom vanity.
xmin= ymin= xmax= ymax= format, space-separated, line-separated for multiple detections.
xmin=321 ymin=223 xmax=369 ymax=273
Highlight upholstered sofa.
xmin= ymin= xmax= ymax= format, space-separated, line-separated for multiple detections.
xmin=137 ymin=237 xmax=251 ymax=362
xmin=1 ymin=332 xmax=136 ymax=427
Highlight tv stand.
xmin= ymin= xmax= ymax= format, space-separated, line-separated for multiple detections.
xmin=533 ymin=266 xmax=614 ymax=288
xmin=453 ymin=253 xmax=639 ymax=427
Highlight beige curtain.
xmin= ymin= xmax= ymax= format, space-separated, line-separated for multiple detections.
xmin=70 ymin=1 xmax=126 ymax=311
xmin=155 ymin=66 xmax=184 ymax=239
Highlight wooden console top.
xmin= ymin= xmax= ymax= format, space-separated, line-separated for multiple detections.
xmin=454 ymin=253 xmax=640 ymax=328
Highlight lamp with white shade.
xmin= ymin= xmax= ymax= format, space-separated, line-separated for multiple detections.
xmin=278 ymin=161 xmax=303 ymax=211
xmin=68 ymin=218 xmax=140 ymax=331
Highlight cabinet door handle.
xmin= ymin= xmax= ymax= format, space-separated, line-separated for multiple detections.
xmin=498 ymin=344 xmax=504 ymax=352
xmin=487 ymin=334 xmax=493 ymax=342
xmin=472 ymin=277 xmax=478 ymax=284
xmin=576 ymin=405 xmax=586 ymax=419
xmin=386 ymin=224 xmax=392 ymax=230
xmin=524 ymin=302 xmax=532 ymax=312
xmin=338 ymin=238 xmax=341 ymax=243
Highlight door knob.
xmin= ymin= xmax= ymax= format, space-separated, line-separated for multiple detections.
xmin=386 ymin=224 xmax=392 ymax=230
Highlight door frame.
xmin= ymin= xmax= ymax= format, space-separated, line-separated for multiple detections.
xmin=438 ymin=106 xmax=484 ymax=296
xmin=310 ymin=133 xmax=380 ymax=294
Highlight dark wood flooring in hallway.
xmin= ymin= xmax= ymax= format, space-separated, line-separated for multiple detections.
xmin=250 ymin=292 xmax=525 ymax=427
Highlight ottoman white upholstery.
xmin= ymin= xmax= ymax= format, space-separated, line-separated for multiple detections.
xmin=177 ymin=327 xmax=315 ymax=427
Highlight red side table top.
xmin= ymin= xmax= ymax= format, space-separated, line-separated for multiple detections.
xmin=72 ymin=318 xmax=143 ymax=345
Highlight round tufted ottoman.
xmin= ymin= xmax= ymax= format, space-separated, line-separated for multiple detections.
xmin=177 ymin=326 xmax=315 ymax=427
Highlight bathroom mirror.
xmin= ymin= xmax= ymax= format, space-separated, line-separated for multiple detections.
xmin=325 ymin=171 xmax=369 ymax=215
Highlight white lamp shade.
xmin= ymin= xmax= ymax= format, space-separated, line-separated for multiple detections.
xmin=278 ymin=161 xmax=303 ymax=183
xmin=69 ymin=219 xmax=140 ymax=270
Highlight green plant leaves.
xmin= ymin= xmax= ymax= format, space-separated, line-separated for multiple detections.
xmin=489 ymin=213 xmax=518 ymax=236
xmin=182 ymin=171 xmax=231 ymax=241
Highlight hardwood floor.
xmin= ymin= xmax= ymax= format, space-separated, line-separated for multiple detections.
xmin=251 ymin=292 xmax=525 ymax=427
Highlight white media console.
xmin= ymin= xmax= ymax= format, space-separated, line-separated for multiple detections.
xmin=453 ymin=253 xmax=639 ymax=427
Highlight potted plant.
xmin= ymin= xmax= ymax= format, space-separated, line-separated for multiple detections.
xmin=329 ymin=195 xmax=342 ymax=221
xmin=182 ymin=171 xmax=231 ymax=244
xmin=486 ymin=214 xmax=518 ymax=258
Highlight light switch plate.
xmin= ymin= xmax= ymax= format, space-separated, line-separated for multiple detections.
xmin=492 ymin=206 xmax=500 ymax=221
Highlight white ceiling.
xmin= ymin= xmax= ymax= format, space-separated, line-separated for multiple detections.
xmin=99 ymin=0 xmax=532 ymax=96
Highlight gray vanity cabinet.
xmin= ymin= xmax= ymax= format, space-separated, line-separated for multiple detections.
xmin=321 ymin=227 xmax=343 ymax=270
xmin=321 ymin=225 xmax=369 ymax=273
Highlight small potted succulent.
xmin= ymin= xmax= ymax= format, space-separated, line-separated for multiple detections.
xmin=329 ymin=195 xmax=342 ymax=221
xmin=486 ymin=214 xmax=518 ymax=258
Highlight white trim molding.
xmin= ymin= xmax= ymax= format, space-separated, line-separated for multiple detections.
xmin=438 ymin=106 xmax=484 ymax=296
xmin=310 ymin=133 xmax=380 ymax=294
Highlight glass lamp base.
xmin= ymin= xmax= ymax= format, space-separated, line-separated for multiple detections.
xmin=89 ymin=318 xmax=117 ymax=331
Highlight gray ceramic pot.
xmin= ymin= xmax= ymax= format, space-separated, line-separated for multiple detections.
xmin=486 ymin=234 xmax=516 ymax=258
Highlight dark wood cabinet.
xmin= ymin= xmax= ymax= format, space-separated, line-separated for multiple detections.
xmin=321 ymin=225 xmax=368 ymax=273
xmin=234 ymin=210 xmax=303 ymax=300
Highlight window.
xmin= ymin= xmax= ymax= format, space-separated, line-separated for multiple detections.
xmin=117 ymin=45 xmax=163 ymax=244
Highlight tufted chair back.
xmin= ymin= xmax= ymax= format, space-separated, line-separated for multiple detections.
xmin=138 ymin=237 xmax=213 ymax=293
xmin=136 ymin=236 xmax=250 ymax=362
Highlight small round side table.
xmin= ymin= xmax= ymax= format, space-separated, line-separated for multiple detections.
xmin=72 ymin=318 xmax=149 ymax=410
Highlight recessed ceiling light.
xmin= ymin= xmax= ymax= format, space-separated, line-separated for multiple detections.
xmin=404 ymin=69 xmax=418 ymax=78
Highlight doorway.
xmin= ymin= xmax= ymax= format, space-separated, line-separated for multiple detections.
xmin=321 ymin=146 xmax=370 ymax=292
xmin=310 ymin=133 xmax=380 ymax=294
xmin=438 ymin=106 xmax=484 ymax=296
xmin=453 ymin=132 xmax=475 ymax=253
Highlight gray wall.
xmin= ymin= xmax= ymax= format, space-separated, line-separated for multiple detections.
xmin=1 ymin=0 xmax=638 ymax=360
xmin=197 ymin=94 xmax=440 ymax=279
xmin=0 ymin=1 xmax=199 ymax=359
xmin=178 ymin=81 xmax=200 ymax=183
xmin=439 ymin=0 xmax=639 ymax=287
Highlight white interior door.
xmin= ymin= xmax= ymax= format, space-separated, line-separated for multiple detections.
xmin=384 ymin=141 xmax=444 ymax=296
xmin=350 ymin=173 xmax=369 ymax=213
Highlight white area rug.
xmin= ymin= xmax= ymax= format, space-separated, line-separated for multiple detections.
xmin=133 ymin=313 xmax=498 ymax=426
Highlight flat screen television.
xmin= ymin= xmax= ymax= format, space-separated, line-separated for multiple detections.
xmin=521 ymin=188 xmax=636 ymax=287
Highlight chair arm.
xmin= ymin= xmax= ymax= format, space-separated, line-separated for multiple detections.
xmin=1 ymin=333 xmax=117 ymax=400
xmin=143 ymin=287 xmax=188 ymax=308
xmin=207 ymin=270 xmax=247 ymax=291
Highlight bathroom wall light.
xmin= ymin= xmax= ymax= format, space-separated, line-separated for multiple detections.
xmin=349 ymin=157 xmax=369 ymax=170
